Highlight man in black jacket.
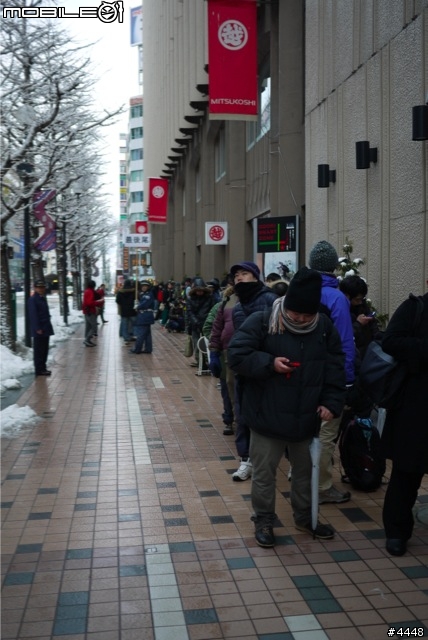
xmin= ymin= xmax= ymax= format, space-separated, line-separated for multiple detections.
xmin=228 ymin=267 xmax=346 ymax=548
xmin=28 ymin=279 xmax=54 ymax=376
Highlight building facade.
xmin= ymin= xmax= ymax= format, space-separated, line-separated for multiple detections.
xmin=143 ymin=0 xmax=427 ymax=314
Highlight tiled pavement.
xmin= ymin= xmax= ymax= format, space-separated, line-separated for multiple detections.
xmin=1 ymin=301 xmax=428 ymax=640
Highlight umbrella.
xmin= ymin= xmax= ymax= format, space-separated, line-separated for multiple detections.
xmin=309 ymin=422 xmax=322 ymax=539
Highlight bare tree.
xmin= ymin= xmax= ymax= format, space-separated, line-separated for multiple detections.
xmin=0 ymin=3 xmax=124 ymax=349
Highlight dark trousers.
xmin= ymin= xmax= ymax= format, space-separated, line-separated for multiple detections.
xmin=383 ymin=465 xmax=424 ymax=540
xmin=234 ymin=375 xmax=250 ymax=458
xmin=220 ymin=378 xmax=233 ymax=425
xmin=85 ymin=314 xmax=97 ymax=342
xmin=33 ymin=336 xmax=50 ymax=374
xmin=133 ymin=325 xmax=152 ymax=353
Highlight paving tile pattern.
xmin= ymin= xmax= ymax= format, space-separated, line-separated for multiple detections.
xmin=2 ymin=303 xmax=428 ymax=640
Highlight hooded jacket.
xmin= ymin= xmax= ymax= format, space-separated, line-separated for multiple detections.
xmin=228 ymin=310 xmax=346 ymax=442
xmin=319 ymin=273 xmax=356 ymax=384
xmin=186 ymin=282 xmax=215 ymax=332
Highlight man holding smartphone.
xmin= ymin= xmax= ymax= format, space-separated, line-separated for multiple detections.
xmin=228 ymin=267 xmax=346 ymax=547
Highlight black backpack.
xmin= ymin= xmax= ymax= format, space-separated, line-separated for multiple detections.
xmin=358 ymin=294 xmax=424 ymax=409
xmin=339 ymin=417 xmax=386 ymax=492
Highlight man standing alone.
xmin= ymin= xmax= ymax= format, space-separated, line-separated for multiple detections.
xmin=28 ymin=279 xmax=54 ymax=376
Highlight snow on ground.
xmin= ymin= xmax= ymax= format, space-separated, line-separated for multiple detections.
xmin=1 ymin=294 xmax=84 ymax=437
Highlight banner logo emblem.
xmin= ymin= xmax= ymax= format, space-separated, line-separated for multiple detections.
xmin=218 ymin=20 xmax=248 ymax=50
xmin=209 ymin=225 xmax=225 ymax=242
xmin=152 ymin=186 xmax=165 ymax=198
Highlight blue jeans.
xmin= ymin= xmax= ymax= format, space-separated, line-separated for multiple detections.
xmin=133 ymin=324 xmax=152 ymax=353
xmin=120 ymin=317 xmax=134 ymax=341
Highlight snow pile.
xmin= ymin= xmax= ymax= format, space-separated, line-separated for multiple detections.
xmin=1 ymin=296 xmax=84 ymax=437
xmin=1 ymin=404 xmax=41 ymax=438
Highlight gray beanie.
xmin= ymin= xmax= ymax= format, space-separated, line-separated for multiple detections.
xmin=308 ymin=241 xmax=339 ymax=273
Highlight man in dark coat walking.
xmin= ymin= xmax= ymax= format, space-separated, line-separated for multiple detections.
xmin=28 ymin=279 xmax=54 ymax=376
xmin=381 ymin=291 xmax=428 ymax=556
xmin=228 ymin=268 xmax=346 ymax=547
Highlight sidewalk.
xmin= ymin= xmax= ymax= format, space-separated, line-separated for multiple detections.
xmin=1 ymin=300 xmax=427 ymax=640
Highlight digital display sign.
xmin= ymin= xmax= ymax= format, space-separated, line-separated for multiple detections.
xmin=257 ymin=216 xmax=297 ymax=253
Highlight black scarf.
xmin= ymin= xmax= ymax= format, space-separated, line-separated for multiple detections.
xmin=234 ymin=280 xmax=263 ymax=303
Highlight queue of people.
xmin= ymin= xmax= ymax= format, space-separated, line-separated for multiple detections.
xmin=27 ymin=248 xmax=427 ymax=558
xmin=147 ymin=254 xmax=426 ymax=557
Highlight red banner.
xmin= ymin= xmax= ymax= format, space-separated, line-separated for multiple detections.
xmin=147 ymin=178 xmax=168 ymax=224
xmin=208 ymin=0 xmax=257 ymax=121
xmin=135 ymin=220 xmax=148 ymax=234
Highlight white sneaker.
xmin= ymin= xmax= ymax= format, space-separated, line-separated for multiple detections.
xmin=232 ymin=458 xmax=252 ymax=482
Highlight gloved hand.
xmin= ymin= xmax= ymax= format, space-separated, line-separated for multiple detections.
xmin=209 ymin=351 xmax=222 ymax=378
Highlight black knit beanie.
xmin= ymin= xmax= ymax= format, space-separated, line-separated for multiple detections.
xmin=285 ymin=267 xmax=322 ymax=314
xmin=308 ymin=240 xmax=339 ymax=273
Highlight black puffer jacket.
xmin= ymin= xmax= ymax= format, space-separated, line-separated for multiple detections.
xmin=186 ymin=282 xmax=215 ymax=333
xmin=116 ymin=283 xmax=136 ymax=318
xmin=228 ymin=311 xmax=346 ymax=442
xmin=381 ymin=293 xmax=428 ymax=473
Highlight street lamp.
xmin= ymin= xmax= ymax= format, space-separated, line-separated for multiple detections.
xmin=16 ymin=161 xmax=34 ymax=348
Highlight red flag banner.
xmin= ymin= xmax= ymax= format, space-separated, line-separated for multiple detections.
xmin=208 ymin=0 xmax=257 ymax=121
xmin=147 ymin=178 xmax=169 ymax=224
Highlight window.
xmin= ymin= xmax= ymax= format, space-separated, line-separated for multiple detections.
xmin=131 ymin=127 xmax=143 ymax=139
xmin=120 ymin=174 xmax=127 ymax=187
xmin=130 ymin=104 xmax=143 ymax=119
xmin=247 ymin=74 xmax=271 ymax=148
xmin=130 ymin=148 xmax=143 ymax=160
xmin=130 ymin=170 xmax=143 ymax=182
xmin=131 ymin=191 xmax=143 ymax=203
xmin=215 ymin=127 xmax=226 ymax=181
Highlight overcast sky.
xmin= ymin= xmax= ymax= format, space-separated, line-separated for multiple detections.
xmin=58 ymin=0 xmax=141 ymax=217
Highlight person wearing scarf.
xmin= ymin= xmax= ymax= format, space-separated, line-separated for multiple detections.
xmin=228 ymin=267 xmax=346 ymax=548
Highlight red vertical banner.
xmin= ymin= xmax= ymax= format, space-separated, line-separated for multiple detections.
xmin=147 ymin=178 xmax=169 ymax=224
xmin=208 ymin=0 xmax=258 ymax=121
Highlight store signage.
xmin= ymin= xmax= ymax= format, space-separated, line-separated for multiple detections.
xmin=257 ymin=216 xmax=297 ymax=253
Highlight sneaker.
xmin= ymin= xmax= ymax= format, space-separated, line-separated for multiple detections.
xmin=84 ymin=341 xmax=96 ymax=347
xmin=123 ymin=341 xmax=130 ymax=346
xmin=223 ymin=426 xmax=234 ymax=436
xmin=190 ymin=362 xmax=198 ymax=367
xmin=232 ymin=458 xmax=252 ymax=481
xmin=295 ymin=522 xmax=335 ymax=539
xmin=319 ymin=486 xmax=351 ymax=504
